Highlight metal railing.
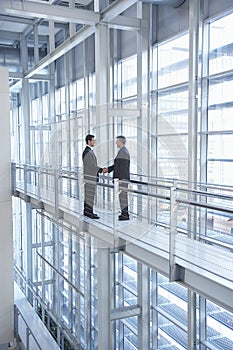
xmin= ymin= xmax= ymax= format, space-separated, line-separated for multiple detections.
xmin=12 ymin=162 xmax=233 ymax=281
xmin=14 ymin=304 xmax=42 ymax=350
xmin=14 ymin=266 xmax=79 ymax=350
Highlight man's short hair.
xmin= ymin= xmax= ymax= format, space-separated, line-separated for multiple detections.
xmin=116 ymin=135 xmax=126 ymax=145
xmin=85 ymin=134 xmax=95 ymax=144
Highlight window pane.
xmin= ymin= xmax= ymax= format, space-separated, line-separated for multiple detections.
xmin=209 ymin=77 xmax=233 ymax=107
xmin=158 ymin=34 xmax=189 ymax=89
xmin=157 ymin=88 xmax=188 ymax=179
xmin=208 ymin=134 xmax=233 ymax=160
xmin=157 ymin=134 xmax=188 ymax=179
xmin=158 ymin=89 xmax=189 ymax=134
xmin=209 ymin=13 xmax=233 ymax=75
xmin=77 ymin=79 xmax=85 ymax=110
xmin=207 ymin=13 xmax=233 ymax=187
xmin=206 ymin=301 xmax=233 ymax=349
xmin=121 ymin=55 xmax=137 ymax=98
xmin=207 ymin=160 xmax=233 ymax=186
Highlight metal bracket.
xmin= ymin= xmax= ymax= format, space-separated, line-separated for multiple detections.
xmin=169 ymin=264 xmax=185 ymax=282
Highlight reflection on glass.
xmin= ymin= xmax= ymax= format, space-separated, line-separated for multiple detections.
xmin=158 ymin=34 xmax=189 ymax=88
xmin=209 ymin=78 xmax=233 ymax=106
xmin=208 ymin=78 xmax=233 ymax=133
xmin=206 ymin=300 xmax=233 ymax=349
xmin=209 ymin=13 xmax=233 ymax=75
xmin=77 ymin=78 xmax=85 ymax=110
xmin=158 ymin=89 xmax=189 ymax=134
xmin=207 ymin=160 xmax=233 ymax=186
xmin=121 ymin=55 xmax=137 ymax=98
xmin=208 ymin=77 xmax=233 ymax=186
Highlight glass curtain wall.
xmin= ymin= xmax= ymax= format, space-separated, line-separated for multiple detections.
xmin=202 ymin=13 xmax=233 ymax=248
xmin=111 ymin=54 xmax=139 ymax=349
xmin=11 ymin=5 xmax=233 ymax=350
xmin=12 ymin=56 xmax=96 ymax=348
xmin=148 ymin=10 xmax=233 ymax=350
xmin=155 ymin=34 xmax=189 ymax=180
xmin=207 ymin=13 xmax=233 ymax=186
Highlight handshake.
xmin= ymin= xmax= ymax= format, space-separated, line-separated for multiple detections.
xmin=102 ymin=167 xmax=108 ymax=174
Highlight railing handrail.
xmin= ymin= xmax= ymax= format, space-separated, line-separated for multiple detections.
xmin=12 ymin=161 xmax=233 ymax=192
xmin=12 ymin=162 xmax=233 ymax=216
xmin=14 ymin=304 xmax=43 ymax=350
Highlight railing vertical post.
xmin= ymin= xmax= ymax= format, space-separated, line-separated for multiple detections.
xmin=24 ymin=164 xmax=27 ymax=195
xmin=54 ymin=169 xmax=60 ymax=219
xmin=169 ymin=185 xmax=178 ymax=282
xmin=14 ymin=305 xmax=19 ymax=342
xmin=55 ymin=168 xmax=58 ymax=215
xmin=37 ymin=166 xmax=41 ymax=199
xmin=113 ymin=178 xmax=119 ymax=242
xmin=11 ymin=162 xmax=16 ymax=195
xmin=26 ymin=327 xmax=31 ymax=349
xmin=79 ymin=168 xmax=84 ymax=216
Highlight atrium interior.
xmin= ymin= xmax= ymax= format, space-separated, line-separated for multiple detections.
xmin=0 ymin=0 xmax=233 ymax=349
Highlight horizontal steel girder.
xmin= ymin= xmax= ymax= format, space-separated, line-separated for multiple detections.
xmin=0 ymin=0 xmax=99 ymax=25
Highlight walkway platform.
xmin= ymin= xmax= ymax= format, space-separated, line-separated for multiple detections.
xmin=14 ymin=180 xmax=233 ymax=313
xmin=14 ymin=283 xmax=60 ymax=350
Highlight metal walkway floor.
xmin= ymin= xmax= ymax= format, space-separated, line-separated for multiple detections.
xmin=15 ymin=182 xmax=233 ymax=313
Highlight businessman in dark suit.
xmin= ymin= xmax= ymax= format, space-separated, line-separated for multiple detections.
xmin=107 ymin=135 xmax=130 ymax=220
xmin=82 ymin=134 xmax=103 ymax=219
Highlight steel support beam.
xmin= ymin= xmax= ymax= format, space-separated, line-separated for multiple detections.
xmin=0 ymin=0 xmax=99 ymax=25
xmin=0 ymin=67 xmax=14 ymax=345
xmin=187 ymin=1 xmax=200 ymax=348
xmin=188 ymin=0 xmax=199 ymax=188
xmin=138 ymin=264 xmax=150 ymax=350
xmin=111 ymin=305 xmax=141 ymax=321
xmin=84 ymin=236 xmax=92 ymax=350
xmin=108 ymin=15 xmax=142 ymax=31
xmin=95 ymin=23 xmax=110 ymax=165
xmin=98 ymin=248 xmax=112 ymax=349
xmin=9 ymin=25 xmax=95 ymax=90
xmin=147 ymin=0 xmax=186 ymax=5
xmin=0 ymin=13 xmax=34 ymax=24
xmin=136 ymin=2 xmax=151 ymax=221
xmin=101 ymin=0 xmax=138 ymax=22
xmin=109 ymin=108 xmax=141 ymax=118
xmin=34 ymin=22 xmax=39 ymax=64
xmin=0 ymin=30 xmax=20 ymax=40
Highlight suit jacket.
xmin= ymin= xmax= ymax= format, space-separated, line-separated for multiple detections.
xmin=82 ymin=146 xmax=102 ymax=182
xmin=108 ymin=146 xmax=130 ymax=180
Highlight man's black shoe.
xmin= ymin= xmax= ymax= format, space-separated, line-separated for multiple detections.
xmin=118 ymin=215 xmax=129 ymax=221
xmin=84 ymin=212 xmax=100 ymax=219
xmin=92 ymin=213 xmax=100 ymax=219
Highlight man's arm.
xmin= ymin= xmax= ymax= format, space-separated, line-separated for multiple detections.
xmin=107 ymin=164 xmax=114 ymax=173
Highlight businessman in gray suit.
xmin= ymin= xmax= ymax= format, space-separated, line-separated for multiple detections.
xmin=82 ymin=134 xmax=103 ymax=219
xmin=107 ymin=135 xmax=130 ymax=220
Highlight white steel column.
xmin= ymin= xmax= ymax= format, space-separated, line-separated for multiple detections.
xmin=137 ymin=10 xmax=151 ymax=346
xmin=34 ymin=22 xmax=39 ymax=65
xmin=188 ymin=0 xmax=199 ymax=188
xmin=84 ymin=236 xmax=92 ymax=350
xmin=98 ymin=247 xmax=111 ymax=349
xmin=137 ymin=2 xmax=151 ymax=219
xmin=138 ymin=263 xmax=150 ymax=350
xmin=69 ymin=0 xmax=76 ymax=36
xmin=21 ymin=32 xmax=34 ymax=303
xmin=0 ymin=67 xmax=14 ymax=345
xmin=188 ymin=0 xmax=200 ymax=349
xmin=95 ymin=23 xmax=109 ymax=165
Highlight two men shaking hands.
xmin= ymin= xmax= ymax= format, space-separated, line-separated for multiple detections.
xmin=82 ymin=134 xmax=130 ymax=220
